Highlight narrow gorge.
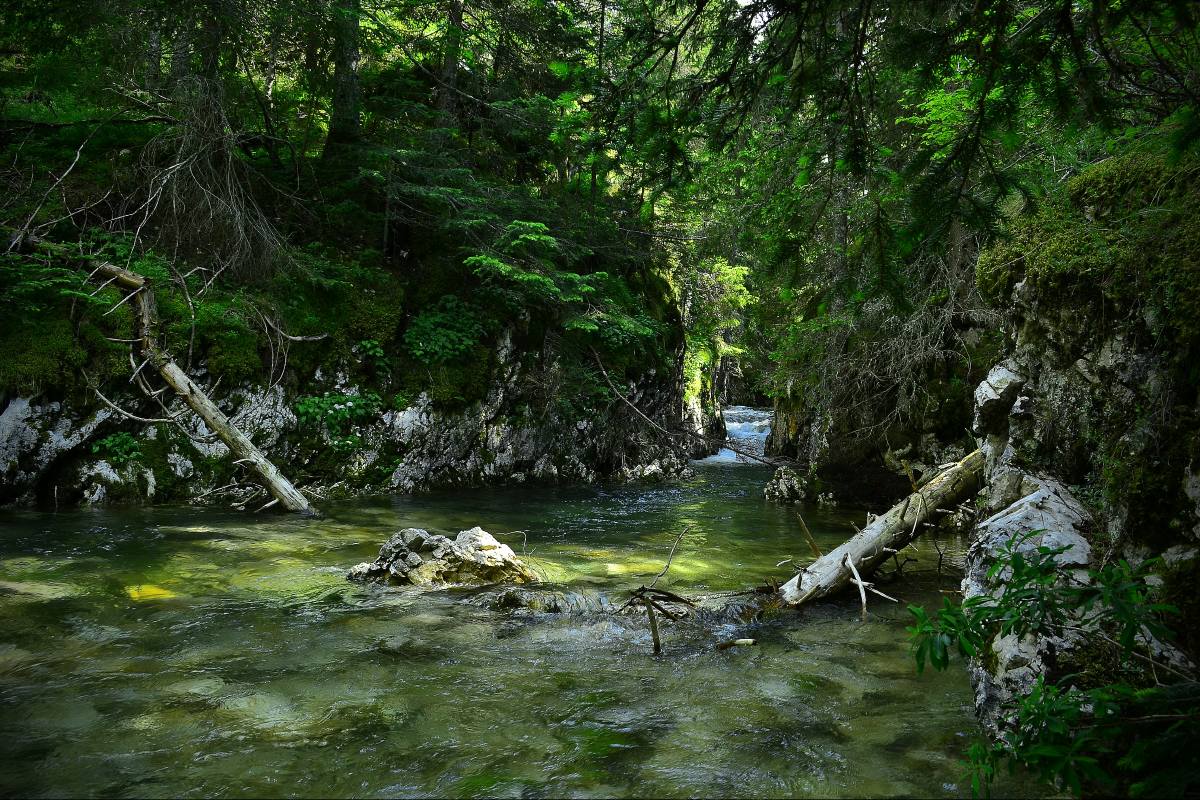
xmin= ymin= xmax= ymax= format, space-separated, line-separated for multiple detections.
xmin=2 ymin=1 xmax=1197 ymax=797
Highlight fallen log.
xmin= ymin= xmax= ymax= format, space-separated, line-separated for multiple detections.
xmin=779 ymin=448 xmax=983 ymax=606
xmin=9 ymin=233 xmax=319 ymax=515
xmin=85 ymin=259 xmax=314 ymax=514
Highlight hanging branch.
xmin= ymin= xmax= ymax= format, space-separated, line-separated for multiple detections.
xmin=649 ymin=525 xmax=690 ymax=588
xmin=590 ymin=347 xmax=780 ymax=466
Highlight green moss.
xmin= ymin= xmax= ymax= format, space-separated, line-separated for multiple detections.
xmin=206 ymin=330 xmax=264 ymax=382
xmin=421 ymin=346 xmax=493 ymax=409
xmin=0 ymin=318 xmax=87 ymax=394
xmin=977 ymin=145 xmax=1200 ymax=352
xmin=978 ymin=140 xmax=1200 ymax=552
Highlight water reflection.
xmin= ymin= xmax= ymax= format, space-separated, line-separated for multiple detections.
xmin=0 ymin=460 xmax=1032 ymax=798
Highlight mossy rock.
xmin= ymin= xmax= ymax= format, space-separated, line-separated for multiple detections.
xmin=977 ymin=144 xmax=1200 ymax=355
xmin=977 ymin=141 xmax=1200 ymax=549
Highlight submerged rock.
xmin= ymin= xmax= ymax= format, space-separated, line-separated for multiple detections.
xmin=347 ymin=527 xmax=536 ymax=587
xmin=464 ymin=585 xmax=613 ymax=615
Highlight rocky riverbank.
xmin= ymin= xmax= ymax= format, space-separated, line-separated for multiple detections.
xmin=959 ymin=150 xmax=1200 ymax=726
xmin=0 ymin=330 xmax=722 ymax=509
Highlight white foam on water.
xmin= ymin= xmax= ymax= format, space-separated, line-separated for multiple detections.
xmin=694 ymin=406 xmax=773 ymax=465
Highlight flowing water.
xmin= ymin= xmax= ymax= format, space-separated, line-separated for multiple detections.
xmin=696 ymin=406 xmax=773 ymax=463
xmin=0 ymin=412 xmax=1032 ymax=798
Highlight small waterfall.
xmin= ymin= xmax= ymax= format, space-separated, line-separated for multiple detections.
xmin=695 ymin=405 xmax=773 ymax=464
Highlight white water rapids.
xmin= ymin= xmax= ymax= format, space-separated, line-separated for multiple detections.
xmin=694 ymin=405 xmax=773 ymax=464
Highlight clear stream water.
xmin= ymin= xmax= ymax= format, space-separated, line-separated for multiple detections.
xmin=0 ymin=409 xmax=1033 ymax=798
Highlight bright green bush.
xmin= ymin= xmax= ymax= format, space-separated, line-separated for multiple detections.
xmin=90 ymin=432 xmax=141 ymax=467
xmin=404 ymin=295 xmax=486 ymax=365
xmin=294 ymin=391 xmax=384 ymax=452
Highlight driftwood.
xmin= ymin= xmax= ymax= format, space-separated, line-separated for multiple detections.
xmin=618 ymin=526 xmax=702 ymax=654
xmin=779 ymin=448 xmax=984 ymax=606
xmin=75 ymin=254 xmax=314 ymax=514
xmin=716 ymin=638 xmax=757 ymax=651
xmin=645 ymin=601 xmax=662 ymax=654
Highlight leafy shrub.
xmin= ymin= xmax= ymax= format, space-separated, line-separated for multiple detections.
xmin=91 ymin=432 xmax=141 ymax=467
xmin=404 ymin=295 xmax=486 ymax=365
xmin=294 ymin=392 xmax=384 ymax=454
xmin=907 ymin=530 xmax=1195 ymax=797
xmin=355 ymin=338 xmax=391 ymax=378
xmin=294 ymin=391 xmax=382 ymax=433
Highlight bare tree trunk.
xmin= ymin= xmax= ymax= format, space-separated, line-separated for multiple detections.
xmin=779 ymin=449 xmax=983 ymax=605
xmin=145 ymin=27 xmax=163 ymax=91
xmin=198 ymin=1 xmax=224 ymax=84
xmin=590 ymin=0 xmax=606 ymax=206
xmin=299 ymin=17 xmax=325 ymax=155
xmin=437 ymin=0 xmax=464 ymax=119
xmin=170 ymin=24 xmax=192 ymax=87
xmin=324 ymin=0 xmax=361 ymax=151
xmin=79 ymin=257 xmax=314 ymax=514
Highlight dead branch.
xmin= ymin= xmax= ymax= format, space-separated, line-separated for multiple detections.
xmin=797 ymin=512 xmax=823 ymax=558
xmin=29 ymin=238 xmax=315 ymax=514
xmin=590 ymin=347 xmax=778 ymax=466
xmin=716 ymin=638 xmax=757 ymax=651
xmin=649 ymin=525 xmax=690 ymax=588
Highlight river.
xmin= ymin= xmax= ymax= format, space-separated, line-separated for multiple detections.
xmin=0 ymin=408 xmax=1028 ymax=797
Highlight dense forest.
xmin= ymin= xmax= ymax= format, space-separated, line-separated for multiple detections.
xmin=1 ymin=1 xmax=1198 ymax=797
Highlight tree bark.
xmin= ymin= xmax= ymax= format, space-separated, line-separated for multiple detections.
xmin=198 ymin=0 xmax=224 ymax=83
xmin=590 ymin=0 xmax=606 ymax=205
xmin=324 ymin=0 xmax=362 ymax=151
xmin=779 ymin=448 xmax=983 ymax=605
xmin=437 ymin=0 xmax=464 ymax=119
xmin=145 ymin=26 xmax=163 ymax=91
xmin=170 ymin=24 xmax=192 ymax=86
xmin=80 ymin=258 xmax=314 ymax=514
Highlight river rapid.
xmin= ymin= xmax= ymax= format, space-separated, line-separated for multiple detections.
xmin=0 ymin=408 xmax=1030 ymax=798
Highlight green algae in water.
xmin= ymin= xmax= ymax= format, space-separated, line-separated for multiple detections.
xmin=0 ymin=465 xmax=1039 ymax=797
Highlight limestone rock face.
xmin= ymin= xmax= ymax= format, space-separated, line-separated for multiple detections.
xmin=962 ymin=257 xmax=1200 ymax=726
xmin=0 ymin=397 xmax=113 ymax=505
xmin=763 ymin=465 xmax=808 ymax=504
xmin=972 ymin=361 xmax=1025 ymax=433
xmin=347 ymin=527 xmax=537 ymax=587
xmin=0 ymin=323 xmax=705 ymax=508
xmin=962 ymin=475 xmax=1093 ymax=732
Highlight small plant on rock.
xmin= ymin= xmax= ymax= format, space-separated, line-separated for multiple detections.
xmin=90 ymin=432 xmax=142 ymax=467
xmin=907 ymin=530 xmax=1195 ymax=797
xmin=294 ymin=392 xmax=382 ymax=454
